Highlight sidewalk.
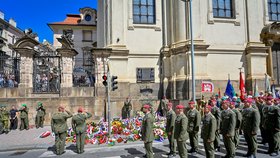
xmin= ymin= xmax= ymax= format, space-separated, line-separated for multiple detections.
xmin=0 ymin=126 xmax=157 ymax=152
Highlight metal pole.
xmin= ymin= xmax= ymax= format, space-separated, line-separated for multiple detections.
xmin=189 ymin=0 xmax=196 ymax=101
xmin=107 ymin=66 xmax=111 ymax=137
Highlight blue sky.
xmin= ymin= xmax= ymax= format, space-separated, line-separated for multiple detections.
xmin=0 ymin=0 xmax=97 ymax=44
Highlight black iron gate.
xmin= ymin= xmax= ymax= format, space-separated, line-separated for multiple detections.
xmin=33 ymin=54 xmax=61 ymax=93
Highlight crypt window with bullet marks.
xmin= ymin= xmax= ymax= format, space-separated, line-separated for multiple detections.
xmin=33 ymin=44 xmax=61 ymax=93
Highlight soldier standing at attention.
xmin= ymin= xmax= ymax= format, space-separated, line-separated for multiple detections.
xmin=220 ymin=100 xmax=236 ymax=158
xmin=9 ymin=105 xmax=18 ymax=130
xmin=201 ymin=105 xmax=217 ymax=158
xmin=186 ymin=101 xmax=201 ymax=155
xmin=256 ymin=97 xmax=267 ymax=145
xmin=1 ymin=105 xmax=10 ymax=134
xmin=141 ymin=104 xmax=155 ymax=158
xmin=263 ymin=97 xmax=280 ymax=156
xmin=158 ymin=96 xmax=169 ymax=116
xmin=122 ymin=97 xmax=132 ymax=119
xmin=35 ymin=102 xmax=46 ymax=128
xmin=174 ymin=104 xmax=188 ymax=158
xmin=165 ymin=102 xmax=176 ymax=157
xmin=19 ymin=104 xmax=29 ymax=130
xmin=72 ymin=107 xmax=92 ymax=154
xmin=229 ymin=101 xmax=242 ymax=149
xmin=241 ymin=98 xmax=260 ymax=158
xmin=210 ymin=100 xmax=221 ymax=152
xmin=51 ymin=106 xmax=72 ymax=155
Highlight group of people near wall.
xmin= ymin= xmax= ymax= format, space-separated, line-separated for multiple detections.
xmin=0 ymin=102 xmax=46 ymax=134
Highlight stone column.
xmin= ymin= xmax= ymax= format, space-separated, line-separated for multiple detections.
xmin=17 ymin=48 xmax=35 ymax=88
xmin=57 ymin=49 xmax=78 ymax=88
xmin=245 ymin=42 xmax=270 ymax=91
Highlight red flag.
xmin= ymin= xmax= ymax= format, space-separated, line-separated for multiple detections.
xmin=218 ymin=88 xmax=221 ymax=98
xmin=239 ymin=72 xmax=245 ymax=101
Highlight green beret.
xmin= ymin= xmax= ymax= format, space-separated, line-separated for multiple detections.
xmin=22 ymin=104 xmax=27 ymax=107
xmin=38 ymin=102 xmax=42 ymax=106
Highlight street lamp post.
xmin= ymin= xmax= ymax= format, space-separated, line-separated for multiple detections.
xmin=181 ymin=0 xmax=195 ymax=101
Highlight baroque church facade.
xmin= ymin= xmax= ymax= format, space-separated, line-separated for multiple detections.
xmin=97 ymin=0 xmax=280 ymax=100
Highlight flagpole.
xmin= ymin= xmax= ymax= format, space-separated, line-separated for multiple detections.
xmin=265 ymin=73 xmax=267 ymax=93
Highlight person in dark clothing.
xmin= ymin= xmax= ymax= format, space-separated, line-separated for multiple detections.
xmin=10 ymin=105 xmax=18 ymax=130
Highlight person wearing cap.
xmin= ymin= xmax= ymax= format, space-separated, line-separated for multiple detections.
xmin=201 ymin=105 xmax=217 ymax=158
xmin=229 ymin=101 xmax=242 ymax=149
xmin=141 ymin=104 xmax=155 ymax=158
xmin=19 ymin=103 xmax=29 ymax=130
xmin=220 ymin=100 xmax=236 ymax=158
xmin=262 ymin=97 xmax=280 ymax=156
xmin=122 ymin=97 xmax=132 ymax=119
xmin=9 ymin=105 xmax=19 ymax=130
xmin=35 ymin=102 xmax=46 ymax=128
xmin=256 ymin=97 xmax=267 ymax=145
xmin=209 ymin=100 xmax=221 ymax=152
xmin=165 ymin=102 xmax=176 ymax=157
xmin=174 ymin=104 xmax=188 ymax=158
xmin=1 ymin=105 xmax=10 ymax=134
xmin=72 ymin=107 xmax=92 ymax=154
xmin=51 ymin=105 xmax=72 ymax=155
xmin=186 ymin=101 xmax=201 ymax=155
xmin=241 ymin=98 xmax=260 ymax=158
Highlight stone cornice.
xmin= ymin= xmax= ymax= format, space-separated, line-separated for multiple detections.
xmin=57 ymin=48 xmax=78 ymax=57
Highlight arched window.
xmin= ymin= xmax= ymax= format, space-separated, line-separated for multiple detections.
xmin=268 ymin=0 xmax=280 ymax=21
xmin=133 ymin=0 xmax=155 ymax=24
xmin=213 ymin=0 xmax=234 ymax=18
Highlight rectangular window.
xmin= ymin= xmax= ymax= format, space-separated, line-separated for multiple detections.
xmin=213 ymin=0 xmax=234 ymax=18
xmin=136 ymin=68 xmax=154 ymax=82
xmin=133 ymin=0 xmax=155 ymax=24
xmin=83 ymin=30 xmax=92 ymax=41
xmin=268 ymin=0 xmax=280 ymax=21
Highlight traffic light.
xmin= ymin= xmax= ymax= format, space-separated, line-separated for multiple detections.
xmin=102 ymin=75 xmax=107 ymax=86
xmin=111 ymin=75 xmax=118 ymax=91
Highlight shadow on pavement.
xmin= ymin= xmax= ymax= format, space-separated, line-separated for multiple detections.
xmin=66 ymin=144 xmax=77 ymax=153
xmin=9 ymin=150 xmax=27 ymax=156
xmin=47 ymin=145 xmax=56 ymax=154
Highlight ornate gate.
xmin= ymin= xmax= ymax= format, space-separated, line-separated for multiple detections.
xmin=33 ymin=47 xmax=61 ymax=93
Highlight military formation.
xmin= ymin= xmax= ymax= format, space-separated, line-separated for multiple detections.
xmin=140 ymin=93 xmax=279 ymax=158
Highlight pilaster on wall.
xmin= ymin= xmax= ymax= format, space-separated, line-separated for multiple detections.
xmin=57 ymin=48 xmax=78 ymax=88
xmin=17 ymin=48 xmax=35 ymax=88
xmin=164 ymin=40 xmax=209 ymax=100
xmin=245 ymin=42 xmax=270 ymax=91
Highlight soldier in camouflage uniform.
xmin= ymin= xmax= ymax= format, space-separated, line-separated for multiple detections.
xmin=157 ymin=96 xmax=169 ymax=117
xmin=263 ymin=97 xmax=280 ymax=156
xmin=174 ymin=104 xmax=188 ymax=158
xmin=220 ymin=100 xmax=236 ymax=158
xmin=19 ymin=104 xmax=29 ymax=130
xmin=210 ymin=99 xmax=221 ymax=152
xmin=35 ymin=102 xmax=46 ymax=128
xmin=122 ymin=97 xmax=132 ymax=119
xmin=242 ymin=98 xmax=260 ymax=158
xmin=141 ymin=104 xmax=155 ymax=158
xmin=1 ymin=105 xmax=10 ymax=134
xmin=201 ymin=105 xmax=217 ymax=158
xmin=229 ymin=101 xmax=242 ymax=149
xmin=166 ymin=102 xmax=176 ymax=157
xmin=256 ymin=97 xmax=267 ymax=144
xmin=72 ymin=107 xmax=92 ymax=154
xmin=51 ymin=106 xmax=72 ymax=155
xmin=187 ymin=101 xmax=201 ymax=155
